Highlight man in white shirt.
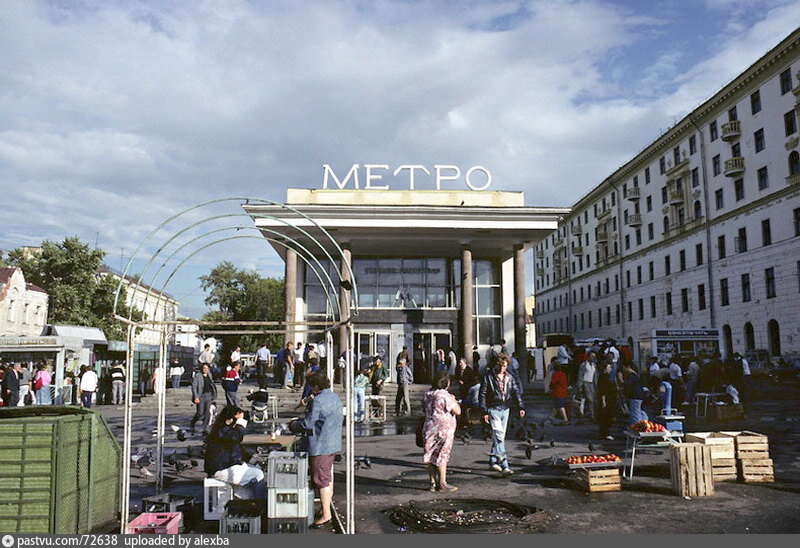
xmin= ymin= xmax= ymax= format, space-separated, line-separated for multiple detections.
xmin=556 ymin=344 xmax=571 ymax=365
xmin=169 ymin=359 xmax=185 ymax=390
xmin=576 ymin=352 xmax=597 ymax=420
xmin=80 ymin=365 xmax=99 ymax=408
xmin=198 ymin=343 xmax=216 ymax=378
xmin=230 ymin=346 xmax=241 ymax=366
xmin=605 ymin=341 xmax=620 ymax=378
xmin=255 ymin=343 xmax=271 ymax=384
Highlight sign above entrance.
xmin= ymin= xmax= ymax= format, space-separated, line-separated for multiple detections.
xmin=322 ymin=164 xmax=492 ymax=191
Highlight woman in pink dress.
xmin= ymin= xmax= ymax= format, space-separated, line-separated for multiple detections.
xmin=422 ymin=372 xmax=461 ymax=492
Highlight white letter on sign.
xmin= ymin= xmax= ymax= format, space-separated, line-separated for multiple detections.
xmin=434 ymin=165 xmax=460 ymax=190
xmin=323 ymin=164 xmax=360 ymax=189
xmin=465 ymin=166 xmax=492 ymax=191
xmin=393 ymin=165 xmax=430 ymax=190
xmin=364 ymin=164 xmax=389 ymax=189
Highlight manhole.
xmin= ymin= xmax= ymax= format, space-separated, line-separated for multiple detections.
xmin=384 ymin=498 xmax=552 ymax=533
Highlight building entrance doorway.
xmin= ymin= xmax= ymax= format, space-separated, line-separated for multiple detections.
xmin=412 ymin=331 xmax=452 ymax=384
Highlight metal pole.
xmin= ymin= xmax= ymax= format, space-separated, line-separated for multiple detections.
xmin=346 ymin=323 xmax=355 ymax=534
xmin=155 ymin=330 xmax=168 ymax=493
xmin=120 ymin=324 xmax=135 ymax=533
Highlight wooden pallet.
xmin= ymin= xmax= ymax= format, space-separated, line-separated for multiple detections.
xmin=669 ymin=443 xmax=715 ymax=497
xmin=720 ymin=431 xmax=770 ymax=459
xmin=738 ymin=458 xmax=774 ymax=483
xmin=574 ymin=467 xmax=621 ymax=492
xmin=711 ymin=458 xmax=737 ymax=482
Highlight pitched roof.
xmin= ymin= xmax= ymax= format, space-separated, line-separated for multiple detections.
xmin=26 ymin=283 xmax=47 ymax=294
xmin=0 ymin=267 xmax=17 ymax=285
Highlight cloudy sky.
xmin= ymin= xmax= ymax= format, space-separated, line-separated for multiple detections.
xmin=2 ymin=0 xmax=799 ymax=318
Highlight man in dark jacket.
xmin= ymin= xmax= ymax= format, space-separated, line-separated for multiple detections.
xmin=190 ymin=364 xmax=217 ymax=435
xmin=3 ymin=362 xmax=21 ymax=407
xmin=478 ymin=355 xmax=525 ymax=476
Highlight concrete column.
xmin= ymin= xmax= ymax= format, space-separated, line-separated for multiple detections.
xmin=284 ymin=248 xmax=297 ymax=345
xmin=338 ymin=245 xmax=352 ymax=359
xmin=513 ymin=245 xmax=527 ymax=368
xmin=460 ymin=245 xmax=475 ymax=365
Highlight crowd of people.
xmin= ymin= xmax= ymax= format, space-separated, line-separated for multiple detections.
xmin=0 ymin=360 xmax=114 ymax=408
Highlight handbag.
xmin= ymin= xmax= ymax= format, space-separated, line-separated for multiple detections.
xmin=415 ymin=418 xmax=425 ymax=448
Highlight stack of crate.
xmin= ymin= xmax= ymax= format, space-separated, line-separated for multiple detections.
xmin=266 ymin=451 xmax=313 ymax=534
xmin=219 ymin=500 xmax=263 ymax=534
xmin=684 ymin=433 xmax=737 ymax=482
xmin=722 ymin=431 xmax=774 ymax=483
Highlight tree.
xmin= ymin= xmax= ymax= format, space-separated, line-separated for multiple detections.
xmin=6 ymin=237 xmax=142 ymax=340
xmin=200 ymin=262 xmax=285 ymax=357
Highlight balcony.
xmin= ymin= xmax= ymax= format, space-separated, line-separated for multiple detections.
xmin=625 ymin=187 xmax=640 ymax=201
xmin=535 ymin=249 xmax=544 ymax=259
xmin=571 ymin=245 xmax=583 ymax=256
xmin=553 ymin=237 xmax=565 ymax=248
xmin=553 ymin=255 xmax=563 ymax=266
xmin=669 ymin=190 xmax=684 ymax=205
xmin=597 ymin=208 xmax=611 ymax=220
xmin=665 ymin=156 xmax=690 ymax=177
xmin=724 ymin=157 xmax=745 ymax=178
xmin=786 ymin=172 xmax=800 ymax=186
xmin=596 ymin=229 xmax=609 ymax=243
xmin=720 ymin=120 xmax=741 ymax=142
xmin=626 ymin=213 xmax=642 ymax=227
xmin=571 ymin=224 xmax=583 ymax=236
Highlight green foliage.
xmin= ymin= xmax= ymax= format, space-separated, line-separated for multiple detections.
xmin=200 ymin=261 xmax=285 ymax=356
xmin=6 ymin=237 xmax=143 ymax=340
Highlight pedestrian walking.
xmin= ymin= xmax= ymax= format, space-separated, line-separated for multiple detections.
xmin=596 ymin=361 xmax=617 ymax=440
xmin=222 ymin=362 xmax=242 ymax=407
xmin=395 ymin=358 xmax=413 ymax=416
xmin=3 ymin=362 xmax=22 ymax=407
xmin=353 ymin=367 xmax=370 ymax=422
xmin=190 ymin=364 xmax=217 ymax=435
xmin=422 ymin=372 xmax=461 ymax=492
xmin=255 ymin=342 xmax=270 ymax=385
xmin=79 ymin=365 xmax=98 ymax=408
xmin=370 ymin=356 xmax=388 ymax=395
xmin=621 ymin=362 xmax=648 ymax=425
xmin=110 ymin=361 xmax=126 ymax=405
xmin=294 ymin=343 xmax=305 ymax=388
xmin=169 ymin=359 xmax=184 ymax=389
xmin=549 ymin=363 xmax=570 ymax=425
xmin=576 ymin=352 xmax=597 ymax=421
xmin=478 ymin=355 xmax=525 ymax=476
xmin=33 ymin=363 xmax=53 ymax=405
xmin=198 ymin=343 xmax=216 ymax=378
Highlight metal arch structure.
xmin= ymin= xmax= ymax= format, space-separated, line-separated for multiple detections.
xmin=113 ymin=198 xmax=359 ymax=534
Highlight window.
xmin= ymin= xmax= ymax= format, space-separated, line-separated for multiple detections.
xmin=665 ymin=255 xmax=671 ymax=275
xmin=647 ymin=223 xmax=654 ymax=240
xmin=718 ymin=235 xmax=726 ymax=259
xmin=626 ymin=302 xmax=632 ymax=321
xmin=681 ymin=288 xmax=689 ymax=312
xmin=650 ymin=296 xmax=656 ymax=318
xmin=795 ymin=207 xmax=800 ymax=236
xmin=646 ymin=196 xmax=652 ymax=212
xmin=648 ymin=261 xmax=654 ymax=281
xmin=698 ymin=284 xmax=706 ymax=310
xmin=720 ymin=278 xmax=729 ymax=306
xmin=715 ymin=188 xmax=724 ymax=210
xmin=661 ymin=187 xmax=668 ymax=204
xmin=679 ymin=249 xmax=686 ymax=271
xmin=710 ymin=121 xmax=718 ymax=141
xmin=791 ymin=151 xmax=800 ymax=175
xmin=645 ymin=167 xmax=651 ymax=184
xmin=757 ymin=166 xmax=769 ymax=190
xmin=734 ymin=179 xmax=744 ymax=201
xmin=728 ymin=106 xmax=737 ymax=122
xmin=693 ymin=200 xmax=702 ymax=219
xmin=696 ymin=243 xmax=703 ymax=266
xmin=785 ymin=110 xmax=798 ymax=136
xmin=780 ymin=68 xmax=792 ymax=95
xmin=750 ymin=89 xmax=761 ymax=114
xmin=737 ymin=227 xmax=748 ymax=253
xmin=598 ymin=308 xmax=602 ymax=327
xmin=665 ymin=292 xmax=673 ymax=315
xmin=673 ymin=146 xmax=681 ymax=166
xmin=712 ymin=155 xmax=721 ymax=176
xmin=638 ymin=298 xmax=644 ymax=320
xmin=731 ymin=141 xmax=741 ymax=158
xmin=765 ymin=267 xmax=776 ymax=298
xmin=691 ymin=167 xmax=699 ymax=188
xmin=611 ymin=193 xmax=616 ymax=206
xmin=741 ymin=273 xmax=751 ymax=303
xmin=759 ymin=218 xmax=772 ymax=247
xmin=624 ymin=234 xmax=630 ymax=250
xmin=615 ymin=305 xmax=620 ymax=324
xmin=663 ymin=216 xmax=670 ymax=234
xmin=637 ymin=265 xmax=642 ymax=284
xmin=754 ymin=128 xmax=765 ymax=153
xmin=635 ymin=229 xmax=641 ymax=246
xmin=689 ymin=135 xmax=697 ymax=155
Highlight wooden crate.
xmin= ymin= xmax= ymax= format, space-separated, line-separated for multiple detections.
xmin=712 ymin=403 xmax=744 ymax=421
xmin=574 ymin=467 xmax=621 ymax=492
xmin=669 ymin=443 xmax=715 ymax=497
xmin=720 ymin=431 xmax=770 ymax=459
xmin=711 ymin=458 xmax=737 ymax=482
xmin=738 ymin=458 xmax=774 ymax=483
xmin=685 ymin=432 xmax=735 ymax=460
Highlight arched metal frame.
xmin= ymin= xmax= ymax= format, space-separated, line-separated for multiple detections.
xmin=114 ymin=198 xmax=359 ymax=534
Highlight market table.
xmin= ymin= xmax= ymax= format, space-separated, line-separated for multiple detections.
xmin=623 ymin=430 xmax=684 ymax=480
xmin=241 ymin=433 xmax=297 ymax=452
xmin=694 ymin=392 xmax=726 ymax=419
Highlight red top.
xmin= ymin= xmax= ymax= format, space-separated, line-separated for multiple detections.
xmin=549 ymin=370 xmax=569 ymax=399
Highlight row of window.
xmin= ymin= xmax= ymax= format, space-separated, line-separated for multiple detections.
xmin=5 ymin=301 xmax=44 ymax=324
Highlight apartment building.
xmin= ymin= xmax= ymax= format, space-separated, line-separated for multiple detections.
xmin=534 ymin=28 xmax=800 ymax=363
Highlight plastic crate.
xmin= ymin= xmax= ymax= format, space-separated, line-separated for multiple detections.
xmin=267 ymin=488 xmax=312 ymax=518
xmin=267 ymin=518 xmax=308 ymax=534
xmin=204 ymin=478 xmax=234 ymax=520
xmin=141 ymin=493 xmax=194 ymax=514
xmin=267 ymin=451 xmax=308 ymax=489
xmin=219 ymin=500 xmax=264 ymax=534
xmin=126 ymin=512 xmax=182 ymax=534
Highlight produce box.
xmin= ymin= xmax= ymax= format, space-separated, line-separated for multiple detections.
xmin=719 ymin=431 xmax=770 ymax=459
xmin=685 ymin=432 xmax=736 ymax=460
xmin=710 ymin=458 xmax=737 ymax=482
xmin=738 ymin=458 xmax=774 ymax=483
xmin=574 ymin=468 xmax=621 ymax=493
xmin=712 ymin=403 xmax=744 ymax=421
xmin=669 ymin=443 xmax=714 ymax=497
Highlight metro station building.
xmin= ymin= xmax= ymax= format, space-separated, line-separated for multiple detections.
xmin=245 ymin=189 xmax=568 ymax=382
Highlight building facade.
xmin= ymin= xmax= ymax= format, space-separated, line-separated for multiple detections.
xmin=534 ymin=28 xmax=800 ymax=365
xmin=245 ymin=189 xmax=567 ymax=381
xmin=0 ymin=267 xmax=49 ymax=337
